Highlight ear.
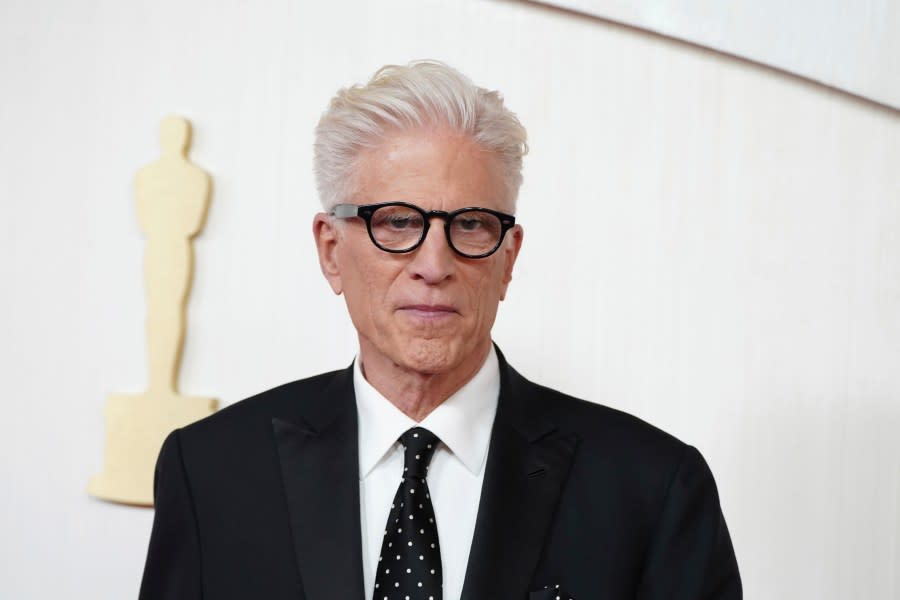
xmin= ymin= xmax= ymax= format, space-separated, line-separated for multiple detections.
xmin=498 ymin=224 xmax=523 ymax=301
xmin=312 ymin=213 xmax=343 ymax=295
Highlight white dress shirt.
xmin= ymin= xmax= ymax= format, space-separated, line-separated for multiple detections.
xmin=355 ymin=347 xmax=500 ymax=600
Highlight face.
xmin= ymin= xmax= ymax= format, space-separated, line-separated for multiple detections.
xmin=313 ymin=128 xmax=523 ymax=377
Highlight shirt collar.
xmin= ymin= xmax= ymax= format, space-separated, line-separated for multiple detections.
xmin=354 ymin=346 xmax=499 ymax=480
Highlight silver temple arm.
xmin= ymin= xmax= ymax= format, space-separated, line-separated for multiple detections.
xmin=331 ymin=204 xmax=360 ymax=218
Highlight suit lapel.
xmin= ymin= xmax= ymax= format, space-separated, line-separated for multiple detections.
xmin=272 ymin=366 xmax=365 ymax=600
xmin=461 ymin=351 xmax=579 ymax=599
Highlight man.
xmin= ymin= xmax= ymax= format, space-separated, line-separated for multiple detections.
xmin=139 ymin=61 xmax=741 ymax=600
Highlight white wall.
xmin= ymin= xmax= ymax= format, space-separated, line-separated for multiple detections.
xmin=541 ymin=0 xmax=900 ymax=109
xmin=1 ymin=0 xmax=898 ymax=598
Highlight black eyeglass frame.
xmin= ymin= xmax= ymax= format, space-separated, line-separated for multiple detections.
xmin=330 ymin=201 xmax=517 ymax=259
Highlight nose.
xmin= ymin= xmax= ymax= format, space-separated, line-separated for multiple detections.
xmin=407 ymin=220 xmax=456 ymax=284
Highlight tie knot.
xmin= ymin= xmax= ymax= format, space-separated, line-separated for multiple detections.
xmin=401 ymin=427 xmax=440 ymax=479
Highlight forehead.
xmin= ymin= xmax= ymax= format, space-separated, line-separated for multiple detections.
xmin=352 ymin=128 xmax=509 ymax=211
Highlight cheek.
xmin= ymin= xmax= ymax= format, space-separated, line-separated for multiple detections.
xmin=465 ymin=264 xmax=507 ymax=316
xmin=352 ymin=259 xmax=403 ymax=324
xmin=336 ymin=249 xmax=375 ymax=320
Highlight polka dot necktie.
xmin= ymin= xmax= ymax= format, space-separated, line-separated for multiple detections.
xmin=374 ymin=427 xmax=442 ymax=600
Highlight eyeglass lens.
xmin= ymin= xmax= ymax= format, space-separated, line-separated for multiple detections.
xmin=369 ymin=205 xmax=503 ymax=256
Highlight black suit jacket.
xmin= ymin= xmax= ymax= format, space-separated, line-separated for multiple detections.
xmin=139 ymin=350 xmax=741 ymax=599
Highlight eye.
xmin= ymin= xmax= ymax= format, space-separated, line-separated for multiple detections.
xmin=387 ymin=215 xmax=416 ymax=229
xmin=456 ymin=216 xmax=484 ymax=231
xmin=372 ymin=207 xmax=423 ymax=230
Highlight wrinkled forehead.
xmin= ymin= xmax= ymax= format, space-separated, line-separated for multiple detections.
xmin=349 ymin=127 xmax=514 ymax=213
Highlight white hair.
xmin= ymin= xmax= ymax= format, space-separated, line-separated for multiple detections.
xmin=313 ymin=60 xmax=528 ymax=211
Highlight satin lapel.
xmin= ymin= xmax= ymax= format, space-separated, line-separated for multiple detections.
xmin=272 ymin=366 xmax=365 ymax=600
xmin=461 ymin=352 xmax=579 ymax=600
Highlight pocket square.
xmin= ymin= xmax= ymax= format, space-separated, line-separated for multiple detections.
xmin=529 ymin=583 xmax=574 ymax=600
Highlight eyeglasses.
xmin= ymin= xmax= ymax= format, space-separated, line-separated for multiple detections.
xmin=330 ymin=202 xmax=516 ymax=259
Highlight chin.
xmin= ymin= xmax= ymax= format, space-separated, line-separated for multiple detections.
xmin=396 ymin=337 xmax=463 ymax=375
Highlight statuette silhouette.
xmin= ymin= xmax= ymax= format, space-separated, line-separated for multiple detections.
xmin=89 ymin=116 xmax=218 ymax=506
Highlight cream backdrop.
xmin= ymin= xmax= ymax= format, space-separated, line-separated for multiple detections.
xmin=538 ymin=0 xmax=900 ymax=110
xmin=1 ymin=0 xmax=898 ymax=598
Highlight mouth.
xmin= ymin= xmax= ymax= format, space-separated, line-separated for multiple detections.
xmin=398 ymin=304 xmax=459 ymax=320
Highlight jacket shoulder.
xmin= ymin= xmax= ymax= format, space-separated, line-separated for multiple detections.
xmin=506 ymin=360 xmax=686 ymax=456
xmin=177 ymin=367 xmax=350 ymax=447
xmin=518 ymin=377 xmax=704 ymax=514
xmin=506 ymin=366 xmax=692 ymax=483
xmin=546 ymin=384 xmax=683 ymax=451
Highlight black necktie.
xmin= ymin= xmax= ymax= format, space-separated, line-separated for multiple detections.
xmin=373 ymin=427 xmax=442 ymax=600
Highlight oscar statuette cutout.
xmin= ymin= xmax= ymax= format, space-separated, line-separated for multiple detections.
xmin=89 ymin=116 xmax=218 ymax=506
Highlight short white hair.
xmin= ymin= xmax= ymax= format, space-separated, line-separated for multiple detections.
xmin=313 ymin=60 xmax=528 ymax=211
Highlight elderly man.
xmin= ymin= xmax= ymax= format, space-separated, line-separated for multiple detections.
xmin=139 ymin=61 xmax=741 ymax=600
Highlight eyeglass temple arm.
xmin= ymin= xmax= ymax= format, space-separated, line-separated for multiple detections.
xmin=331 ymin=204 xmax=360 ymax=218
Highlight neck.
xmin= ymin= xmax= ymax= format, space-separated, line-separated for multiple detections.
xmin=358 ymin=341 xmax=491 ymax=421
